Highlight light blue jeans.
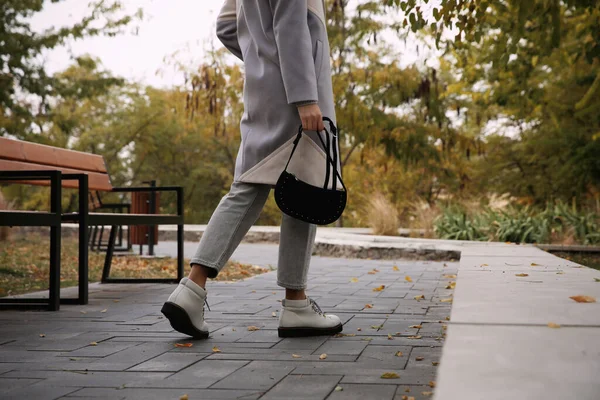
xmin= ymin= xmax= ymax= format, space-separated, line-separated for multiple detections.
xmin=190 ymin=181 xmax=317 ymax=290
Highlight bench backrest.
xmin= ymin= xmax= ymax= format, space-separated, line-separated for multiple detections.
xmin=0 ymin=137 xmax=113 ymax=191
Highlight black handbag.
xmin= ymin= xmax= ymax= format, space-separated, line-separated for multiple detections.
xmin=275 ymin=117 xmax=347 ymax=225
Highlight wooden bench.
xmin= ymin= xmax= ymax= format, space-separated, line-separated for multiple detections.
xmin=0 ymin=137 xmax=184 ymax=311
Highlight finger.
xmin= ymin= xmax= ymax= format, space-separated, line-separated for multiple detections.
xmin=301 ymin=117 xmax=308 ymax=130
xmin=317 ymin=118 xmax=325 ymax=131
xmin=308 ymin=117 xmax=316 ymax=131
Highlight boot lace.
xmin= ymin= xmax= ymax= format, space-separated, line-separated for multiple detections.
xmin=308 ymin=298 xmax=325 ymax=316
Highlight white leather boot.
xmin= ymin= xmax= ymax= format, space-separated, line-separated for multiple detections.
xmin=161 ymin=278 xmax=209 ymax=339
xmin=278 ymin=297 xmax=343 ymax=338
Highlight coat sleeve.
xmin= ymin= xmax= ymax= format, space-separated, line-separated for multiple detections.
xmin=216 ymin=0 xmax=243 ymax=61
xmin=269 ymin=0 xmax=319 ymax=105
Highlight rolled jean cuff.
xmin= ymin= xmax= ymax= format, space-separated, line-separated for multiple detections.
xmin=277 ymin=280 xmax=307 ymax=290
xmin=190 ymin=258 xmax=220 ymax=279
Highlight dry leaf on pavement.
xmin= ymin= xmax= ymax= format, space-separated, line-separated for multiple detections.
xmin=350 ymin=278 xmax=359 ymax=283
xmin=212 ymin=346 xmax=221 ymax=353
xmin=393 ymin=266 xmax=400 ymax=271
xmin=414 ymin=295 xmax=425 ymax=300
xmin=174 ymin=343 xmax=193 ymax=348
xmin=530 ymin=262 xmax=542 ymax=266
xmin=247 ymin=326 xmax=260 ymax=331
xmin=395 ymin=351 xmax=403 ymax=357
xmin=547 ymin=322 xmax=561 ymax=328
xmin=357 ymin=328 xmax=362 ymax=331
xmin=405 ymin=276 xmax=413 ymax=282
xmin=407 ymin=335 xmax=422 ymax=339
xmin=443 ymin=274 xmax=456 ymax=279
xmin=445 ymin=282 xmax=456 ymax=289
xmin=180 ymin=395 xmax=188 ymax=400
xmin=380 ymin=372 xmax=400 ymax=379
xmin=101 ymin=309 xmax=107 ymax=313
xmin=432 ymin=361 xmax=439 ymax=366
xmin=480 ymin=264 xmax=489 ymax=267
xmin=39 ymin=334 xmax=45 ymax=338
xmin=89 ymin=342 xmax=97 ymax=346
xmin=319 ymin=353 xmax=327 ymax=360
xmin=409 ymin=325 xmax=422 ymax=329
xmin=292 ymin=354 xmax=302 ymax=358
xmin=422 ymin=392 xmax=433 ymax=396
xmin=388 ymin=334 xmax=394 ymax=340
xmin=594 ymin=278 xmax=600 ymax=282
xmin=569 ymin=295 xmax=596 ymax=303
xmin=373 ymin=285 xmax=386 ymax=292
xmin=335 ymin=386 xmax=343 ymax=392
xmin=515 ymin=273 xmax=529 ymax=277
xmin=364 ymin=304 xmax=373 ymax=309
xmin=415 ymin=356 xmax=424 ymax=361
xmin=440 ymin=298 xmax=453 ymax=303
xmin=429 ymin=381 xmax=436 ymax=388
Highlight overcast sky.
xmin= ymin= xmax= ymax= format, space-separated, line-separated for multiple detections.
xmin=29 ymin=0 xmax=436 ymax=88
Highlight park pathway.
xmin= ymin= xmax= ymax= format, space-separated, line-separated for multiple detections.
xmin=0 ymin=252 xmax=455 ymax=400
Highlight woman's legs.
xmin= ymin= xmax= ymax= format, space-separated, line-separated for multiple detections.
xmin=188 ymin=181 xmax=271 ymax=287
xmin=277 ymin=213 xmax=317 ymax=298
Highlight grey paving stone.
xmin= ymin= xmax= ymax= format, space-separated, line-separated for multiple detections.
xmin=211 ymin=360 xmax=295 ymax=390
xmin=65 ymin=387 xmax=261 ymax=399
xmin=2 ymin=383 xmax=79 ymax=400
xmin=60 ymin=342 xmax=139 ymax=358
xmin=339 ymin=369 xmax=437 ymax=385
xmin=313 ymin=339 xmax=368 ymax=355
xmin=126 ymin=360 xmax=248 ymax=388
xmin=393 ymin=385 xmax=437 ymax=400
xmin=3 ymin=370 xmax=171 ymax=387
xmin=272 ymin=337 xmax=329 ymax=351
xmin=326 ymin=383 xmax=397 ymax=400
xmin=357 ymin=345 xmax=411 ymax=368
xmin=127 ymin=352 xmax=208 ymax=372
xmin=0 ymin=377 xmax=42 ymax=394
xmin=85 ymin=342 xmax=173 ymax=371
xmin=261 ymin=374 xmax=342 ymax=400
xmin=208 ymin=352 xmax=357 ymax=362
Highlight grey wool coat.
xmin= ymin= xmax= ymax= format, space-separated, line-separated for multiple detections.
xmin=216 ymin=0 xmax=340 ymax=188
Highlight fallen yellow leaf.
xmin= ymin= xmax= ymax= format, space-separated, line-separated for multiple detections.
xmin=445 ymin=282 xmax=456 ymax=289
xmin=350 ymin=278 xmax=359 ymax=283
xmin=405 ymin=276 xmax=413 ymax=282
xmin=387 ymin=334 xmax=394 ymax=340
xmin=39 ymin=334 xmax=45 ymax=338
xmin=395 ymin=351 xmax=403 ymax=357
xmin=531 ymin=262 xmax=542 ymax=266
xmin=180 ymin=395 xmax=188 ymax=400
xmin=101 ymin=309 xmax=107 ymax=313
xmin=80 ymin=311 xmax=87 ymax=314
xmin=335 ymin=386 xmax=343 ymax=392
xmin=443 ymin=274 xmax=456 ymax=279
xmin=440 ymin=298 xmax=453 ymax=303
xmin=547 ymin=322 xmax=561 ymax=328
xmin=272 ymin=312 xmax=277 ymax=317
xmin=414 ymin=295 xmax=425 ymax=300
xmin=373 ymin=285 xmax=386 ymax=292
xmin=247 ymin=326 xmax=260 ymax=331
xmin=432 ymin=361 xmax=439 ymax=366
xmin=113 ymin=300 xmax=119 ymax=303
xmin=429 ymin=381 xmax=436 ymax=388
xmin=480 ymin=264 xmax=489 ymax=267
xmin=174 ymin=343 xmax=193 ymax=348
xmin=515 ymin=273 xmax=529 ymax=277
xmin=89 ymin=342 xmax=97 ymax=346
xmin=368 ymin=271 xmax=377 ymax=275
xmin=212 ymin=346 xmax=221 ymax=353
xmin=393 ymin=266 xmax=400 ymax=271
xmin=380 ymin=372 xmax=400 ymax=379
xmin=364 ymin=304 xmax=373 ymax=309
xmin=557 ymin=272 xmax=565 ymax=275
xmin=422 ymin=392 xmax=433 ymax=397
xmin=416 ymin=356 xmax=424 ymax=361
xmin=409 ymin=325 xmax=422 ymax=329
xmin=371 ymin=325 xmax=382 ymax=329
xmin=319 ymin=353 xmax=327 ymax=360
xmin=594 ymin=278 xmax=600 ymax=282
xmin=407 ymin=335 xmax=422 ymax=339
xmin=357 ymin=328 xmax=362 ymax=331
xmin=405 ymin=387 xmax=411 ymax=393
xmin=402 ymin=396 xmax=408 ymax=400
xmin=292 ymin=354 xmax=302 ymax=358
xmin=569 ymin=295 xmax=596 ymax=303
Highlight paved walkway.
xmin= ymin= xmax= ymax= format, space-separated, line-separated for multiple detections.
xmin=0 ymin=252 xmax=455 ymax=399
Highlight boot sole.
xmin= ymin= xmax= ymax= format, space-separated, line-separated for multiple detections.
xmin=161 ymin=301 xmax=209 ymax=339
xmin=278 ymin=323 xmax=343 ymax=338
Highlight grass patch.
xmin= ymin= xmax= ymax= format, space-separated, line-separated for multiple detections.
xmin=552 ymin=252 xmax=600 ymax=271
xmin=0 ymin=234 xmax=270 ymax=297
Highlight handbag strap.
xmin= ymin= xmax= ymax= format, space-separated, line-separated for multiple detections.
xmin=283 ymin=118 xmax=346 ymax=192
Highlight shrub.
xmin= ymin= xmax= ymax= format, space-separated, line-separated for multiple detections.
xmin=364 ymin=192 xmax=400 ymax=236
xmin=433 ymin=206 xmax=488 ymax=241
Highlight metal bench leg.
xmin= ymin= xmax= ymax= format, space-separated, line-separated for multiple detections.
xmin=49 ymin=173 xmax=62 ymax=311
xmin=91 ymin=226 xmax=98 ymax=252
xmin=101 ymin=226 xmax=117 ymax=283
xmin=78 ymin=175 xmax=89 ymax=304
